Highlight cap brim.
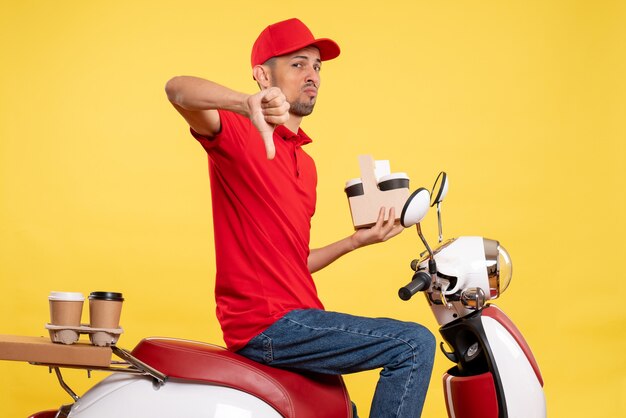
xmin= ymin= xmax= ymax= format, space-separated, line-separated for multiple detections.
xmin=310 ymin=38 xmax=341 ymax=61
xmin=275 ymin=38 xmax=341 ymax=62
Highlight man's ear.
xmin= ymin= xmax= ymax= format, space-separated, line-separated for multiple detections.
xmin=253 ymin=65 xmax=271 ymax=89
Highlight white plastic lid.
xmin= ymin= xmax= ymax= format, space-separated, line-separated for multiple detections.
xmin=344 ymin=178 xmax=363 ymax=189
xmin=49 ymin=291 xmax=85 ymax=301
xmin=378 ymin=172 xmax=409 ymax=182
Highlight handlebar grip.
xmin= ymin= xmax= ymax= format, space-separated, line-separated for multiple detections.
xmin=398 ymin=271 xmax=431 ymax=301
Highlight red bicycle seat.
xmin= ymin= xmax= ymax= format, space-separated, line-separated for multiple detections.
xmin=131 ymin=338 xmax=352 ymax=418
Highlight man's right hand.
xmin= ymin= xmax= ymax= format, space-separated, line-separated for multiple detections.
xmin=165 ymin=77 xmax=290 ymax=159
xmin=247 ymin=87 xmax=290 ymax=159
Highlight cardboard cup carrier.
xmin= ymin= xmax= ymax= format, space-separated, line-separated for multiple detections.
xmin=345 ymin=155 xmax=410 ymax=229
xmin=46 ymin=291 xmax=124 ymax=346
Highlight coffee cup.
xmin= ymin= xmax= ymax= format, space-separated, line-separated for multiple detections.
xmin=48 ymin=291 xmax=84 ymax=344
xmin=49 ymin=291 xmax=84 ymax=326
xmin=89 ymin=291 xmax=124 ymax=329
xmin=377 ymin=172 xmax=410 ymax=191
xmin=88 ymin=291 xmax=123 ymax=346
xmin=344 ymin=178 xmax=364 ymax=197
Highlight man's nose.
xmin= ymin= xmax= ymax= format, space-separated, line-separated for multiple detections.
xmin=306 ymin=67 xmax=320 ymax=86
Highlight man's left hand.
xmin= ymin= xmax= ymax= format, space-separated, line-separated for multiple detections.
xmin=350 ymin=207 xmax=404 ymax=250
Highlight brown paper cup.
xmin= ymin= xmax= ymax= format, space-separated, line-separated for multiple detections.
xmin=49 ymin=292 xmax=84 ymax=326
xmin=89 ymin=292 xmax=124 ymax=329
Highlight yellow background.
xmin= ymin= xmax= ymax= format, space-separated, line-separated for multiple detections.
xmin=1 ymin=1 xmax=624 ymax=416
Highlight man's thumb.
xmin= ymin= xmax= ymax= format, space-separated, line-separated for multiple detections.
xmin=261 ymin=129 xmax=276 ymax=160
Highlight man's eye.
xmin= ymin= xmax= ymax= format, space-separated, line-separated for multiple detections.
xmin=314 ymin=66 xmax=321 ymax=72
xmin=292 ymin=63 xmax=303 ymax=68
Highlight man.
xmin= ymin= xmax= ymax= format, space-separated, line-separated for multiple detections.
xmin=165 ymin=18 xmax=435 ymax=418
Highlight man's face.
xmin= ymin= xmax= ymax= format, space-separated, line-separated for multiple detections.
xmin=266 ymin=46 xmax=322 ymax=117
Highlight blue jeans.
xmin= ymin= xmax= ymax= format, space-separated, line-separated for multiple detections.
xmin=236 ymin=309 xmax=435 ymax=418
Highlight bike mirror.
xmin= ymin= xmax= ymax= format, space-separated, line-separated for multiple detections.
xmin=430 ymin=172 xmax=449 ymax=207
xmin=400 ymin=188 xmax=431 ymax=228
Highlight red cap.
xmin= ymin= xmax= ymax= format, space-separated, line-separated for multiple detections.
xmin=251 ymin=18 xmax=340 ymax=67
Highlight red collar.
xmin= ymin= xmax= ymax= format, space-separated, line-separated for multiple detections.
xmin=274 ymin=124 xmax=312 ymax=147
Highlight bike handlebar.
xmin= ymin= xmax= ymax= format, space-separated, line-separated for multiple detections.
xmin=398 ymin=271 xmax=432 ymax=301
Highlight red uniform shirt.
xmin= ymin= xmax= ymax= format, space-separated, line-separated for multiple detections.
xmin=192 ymin=110 xmax=324 ymax=351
